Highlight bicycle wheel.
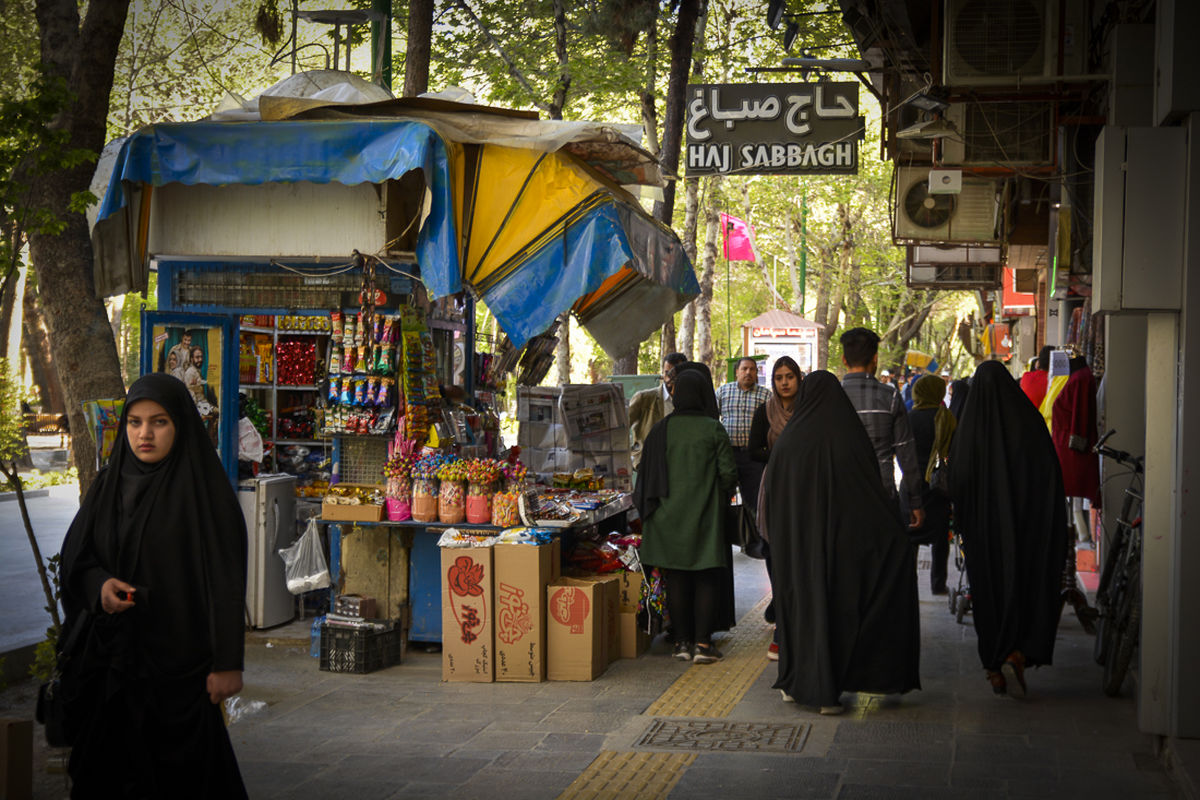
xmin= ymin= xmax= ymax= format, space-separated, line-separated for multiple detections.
xmin=1095 ymin=521 xmax=1131 ymax=612
xmin=1092 ymin=613 xmax=1108 ymax=665
xmin=1103 ymin=562 xmax=1142 ymax=697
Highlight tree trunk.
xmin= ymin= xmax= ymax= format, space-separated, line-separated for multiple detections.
xmin=554 ymin=312 xmax=570 ymax=385
xmin=21 ymin=277 xmax=64 ymax=413
xmin=784 ymin=208 xmax=802 ymax=315
xmin=30 ymin=0 xmax=132 ymax=493
xmin=402 ymin=0 xmax=434 ymax=97
xmin=660 ymin=318 xmax=676 ymax=361
xmin=548 ymin=0 xmax=571 ymax=119
xmin=651 ymin=0 xmax=702 ymax=226
xmin=696 ymin=185 xmax=719 ymax=367
xmin=612 ymin=346 xmax=638 ymax=376
xmin=677 ymin=177 xmax=701 ymax=359
xmin=638 ymin=5 xmax=659 ymax=157
xmin=0 ymin=267 xmax=17 ymax=359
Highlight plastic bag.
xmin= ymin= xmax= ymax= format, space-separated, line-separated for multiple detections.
xmin=278 ymin=518 xmax=331 ymax=594
xmin=224 ymin=696 xmax=268 ymax=725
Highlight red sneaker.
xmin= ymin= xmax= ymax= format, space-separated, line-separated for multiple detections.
xmin=767 ymin=642 xmax=779 ymax=661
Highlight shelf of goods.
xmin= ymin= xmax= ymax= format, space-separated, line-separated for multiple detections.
xmin=238 ymin=315 xmax=331 ymax=485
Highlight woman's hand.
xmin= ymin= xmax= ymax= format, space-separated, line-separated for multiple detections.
xmin=100 ymin=578 xmax=136 ymax=614
xmin=206 ymin=670 xmax=243 ymax=704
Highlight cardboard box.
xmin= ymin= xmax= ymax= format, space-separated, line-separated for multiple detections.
xmin=617 ymin=569 xmax=644 ymax=612
xmin=493 ymin=542 xmax=554 ymax=682
xmin=547 ymin=578 xmax=606 ymax=681
xmin=619 ymin=611 xmax=650 ymax=659
xmin=441 ymin=546 xmax=494 ymax=682
xmin=322 ymin=501 xmax=384 ymax=522
xmin=573 ymin=574 xmax=620 ymax=665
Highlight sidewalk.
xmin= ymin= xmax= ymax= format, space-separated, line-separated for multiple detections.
xmin=2 ymin=551 xmax=1184 ymax=799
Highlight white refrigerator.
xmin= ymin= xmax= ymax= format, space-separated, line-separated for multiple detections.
xmin=238 ymin=474 xmax=296 ymax=629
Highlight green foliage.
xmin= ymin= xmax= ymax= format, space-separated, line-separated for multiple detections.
xmin=17 ymin=468 xmax=79 ymax=491
xmin=30 ymin=553 xmax=62 ymax=683
xmin=0 ymin=359 xmax=27 ymax=463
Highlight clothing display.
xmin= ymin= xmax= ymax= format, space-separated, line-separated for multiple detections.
xmin=949 ymin=361 xmax=1069 ymax=673
xmin=761 ymin=371 xmax=921 ymax=708
xmin=60 ymin=373 xmax=249 ymax=798
xmin=1051 ymin=366 xmax=1102 ymax=505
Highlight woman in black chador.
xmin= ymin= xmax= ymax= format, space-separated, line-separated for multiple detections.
xmin=761 ymin=371 xmax=920 ymax=714
xmin=59 ymin=373 xmax=248 ymax=798
xmin=949 ymin=360 xmax=1068 ymax=698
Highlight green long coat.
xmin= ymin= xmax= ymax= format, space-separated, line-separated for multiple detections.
xmin=640 ymin=415 xmax=738 ymax=571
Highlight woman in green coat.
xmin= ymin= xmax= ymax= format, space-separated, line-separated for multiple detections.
xmin=633 ymin=369 xmax=738 ymax=664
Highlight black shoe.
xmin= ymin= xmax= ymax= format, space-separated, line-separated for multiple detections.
xmin=764 ymin=599 xmax=776 ymax=625
xmin=692 ymin=643 xmax=724 ymax=664
xmin=673 ymin=641 xmax=693 ymax=662
xmin=931 ymin=584 xmax=949 ymax=595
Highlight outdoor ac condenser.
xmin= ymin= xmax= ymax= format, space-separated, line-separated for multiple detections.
xmin=943 ymin=0 xmax=1088 ymax=87
xmin=892 ymin=166 xmax=1004 ymax=245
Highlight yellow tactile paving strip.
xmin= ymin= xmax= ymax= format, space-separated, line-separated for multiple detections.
xmin=558 ymin=595 xmax=774 ymax=799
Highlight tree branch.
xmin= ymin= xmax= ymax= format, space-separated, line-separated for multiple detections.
xmin=455 ymin=0 xmax=550 ymax=113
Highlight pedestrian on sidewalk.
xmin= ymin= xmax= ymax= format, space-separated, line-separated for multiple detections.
xmin=634 ymin=369 xmax=738 ymax=665
xmin=59 ymin=373 xmax=249 ymax=798
xmin=904 ymin=374 xmax=957 ymax=595
xmin=717 ymin=356 xmax=771 ymax=508
xmin=748 ymin=355 xmax=803 ymax=662
xmin=949 ymin=360 xmax=1069 ymax=698
xmin=760 ymin=370 xmax=921 ymax=714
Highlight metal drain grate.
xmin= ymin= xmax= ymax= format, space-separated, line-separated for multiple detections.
xmin=635 ymin=718 xmax=810 ymax=754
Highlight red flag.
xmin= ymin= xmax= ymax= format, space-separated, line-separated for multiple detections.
xmin=720 ymin=212 xmax=758 ymax=262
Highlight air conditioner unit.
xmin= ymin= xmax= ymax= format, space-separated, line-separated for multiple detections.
xmin=907 ymin=244 xmax=1004 ymax=289
xmin=942 ymin=102 xmax=1055 ymax=166
xmin=893 ymin=166 xmax=1003 ymax=244
xmin=943 ymin=0 xmax=1087 ymax=87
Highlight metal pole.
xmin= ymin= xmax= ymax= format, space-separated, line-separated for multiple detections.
xmin=727 ymin=255 xmax=732 ymax=359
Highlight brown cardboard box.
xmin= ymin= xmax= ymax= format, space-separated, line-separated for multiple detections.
xmin=493 ymin=542 xmax=554 ymax=682
xmin=441 ymin=546 xmax=494 ymax=682
xmin=547 ymin=578 xmax=606 ymax=680
xmin=570 ymin=575 xmax=620 ymax=666
xmin=617 ymin=569 xmax=644 ymax=612
xmin=619 ymin=611 xmax=650 ymax=659
xmin=322 ymin=501 xmax=384 ymax=522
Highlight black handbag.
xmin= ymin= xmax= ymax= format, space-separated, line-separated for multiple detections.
xmin=36 ymin=610 xmax=89 ymax=748
xmin=725 ymin=503 xmax=767 ymax=560
xmin=928 ymin=455 xmax=951 ymax=500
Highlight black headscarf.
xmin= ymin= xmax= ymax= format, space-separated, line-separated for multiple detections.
xmin=633 ymin=370 xmax=712 ymax=522
xmin=948 ymin=360 xmax=1068 ymax=671
xmin=672 ymin=361 xmax=719 ymax=419
xmin=761 ymin=370 xmax=921 ymax=707
xmin=947 ymin=378 xmax=970 ymax=419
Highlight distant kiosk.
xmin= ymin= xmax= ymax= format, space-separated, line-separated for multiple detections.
xmin=742 ymin=310 xmax=824 ymax=383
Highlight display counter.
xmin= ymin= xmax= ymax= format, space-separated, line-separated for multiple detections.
xmin=316 ymin=494 xmax=631 ymax=643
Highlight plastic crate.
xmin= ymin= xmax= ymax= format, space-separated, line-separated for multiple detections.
xmin=319 ymin=623 xmax=403 ymax=674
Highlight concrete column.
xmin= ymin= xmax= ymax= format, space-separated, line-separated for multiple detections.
xmin=1098 ymin=314 xmax=1146 ymax=552
xmin=1141 ymin=311 xmax=1180 ymax=734
xmin=1168 ymin=112 xmax=1200 ymax=737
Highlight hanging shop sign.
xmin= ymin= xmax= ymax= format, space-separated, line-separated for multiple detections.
xmin=685 ymin=82 xmax=864 ymax=176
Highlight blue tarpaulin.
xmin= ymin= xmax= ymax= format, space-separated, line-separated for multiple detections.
xmin=95 ymin=119 xmax=462 ymax=298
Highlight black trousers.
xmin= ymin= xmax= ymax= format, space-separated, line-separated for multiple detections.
xmin=664 ymin=566 xmax=724 ymax=646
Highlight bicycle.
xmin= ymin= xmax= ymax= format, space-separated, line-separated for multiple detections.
xmin=1091 ymin=429 xmax=1144 ymax=697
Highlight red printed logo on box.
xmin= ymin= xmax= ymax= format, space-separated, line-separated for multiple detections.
xmin=550 ymin=587 xmax=590 ymax=634
xmin=447 ymin=555 xmax=488 ymax=644
xmin=496 ymin=582 xmax=532 ymax=645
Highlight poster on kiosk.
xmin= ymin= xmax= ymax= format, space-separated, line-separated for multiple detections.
xmin=139 ymin=310 xmax=240 ymax=484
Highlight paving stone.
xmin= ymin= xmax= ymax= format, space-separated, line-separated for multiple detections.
xmin=534 ymin=732 xmax=609 ymax=752
xmin=670 ymin=760 xmax=841 ymax=800
xmin=837 ymin=784 xmax=1002 ymax=800
xmin=841 ymin=759 xmax=951 ymax=787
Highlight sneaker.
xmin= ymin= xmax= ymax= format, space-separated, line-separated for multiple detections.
xmin=672 ymin=641 xmax=693 ymax=661
xmin=1002 ymin=651 xmax=1027 ymax=699
xmin=819 ymin=704 xmax=844 ymax=716
xmin=767 ymin=642 xmax=779 ymax=661
xmin=692 ymin=643 xmax=724 ymax=664
xmin=986 ymin=670 xmax=1007 ymax=696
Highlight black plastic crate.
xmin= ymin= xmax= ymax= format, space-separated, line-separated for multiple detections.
xmin=319 ymin=623 xmax=403 ymax=674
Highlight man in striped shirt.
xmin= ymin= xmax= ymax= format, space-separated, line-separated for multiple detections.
xmin=839 ymin=328 xmax=924 ymax=529
xmin=717 ymin=357 xmax=771 ymax=506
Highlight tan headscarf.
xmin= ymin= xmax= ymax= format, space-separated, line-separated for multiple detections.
xmin=765 ymin=357 xmax=803 ymax=448
xmin=913 ymin=373 xmax=956 ymax=480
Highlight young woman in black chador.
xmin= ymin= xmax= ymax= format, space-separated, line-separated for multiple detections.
xmin=59 ymin=373 xmax=248 ymax=797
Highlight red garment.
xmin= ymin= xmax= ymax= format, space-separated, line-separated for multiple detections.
xmin=1020 ymin=369 xmax=1048 ymax=409
xmin=1051 ymin=367 xmax=1101 ymax=504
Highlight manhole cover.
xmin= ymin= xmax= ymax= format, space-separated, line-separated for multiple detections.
xmin=635 ymin=718 xmax=810 ymax=754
